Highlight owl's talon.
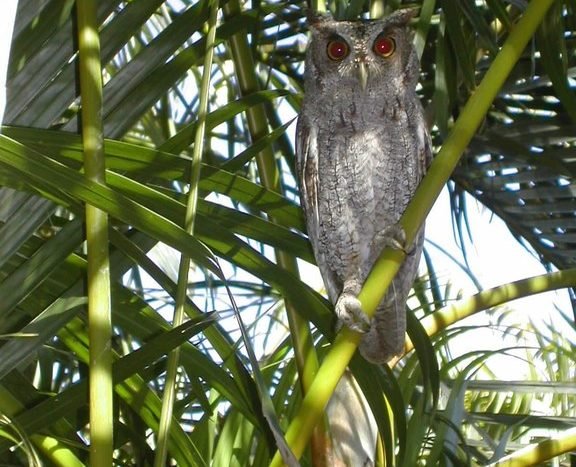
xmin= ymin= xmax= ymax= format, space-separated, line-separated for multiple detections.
xmin=373 ymin=224 xmax=411 ymax=255
xmin=335 ymin=293 xmax=371 ymax=333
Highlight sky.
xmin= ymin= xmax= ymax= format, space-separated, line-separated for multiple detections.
xmin=0 ymin=0 xmax=17 ymax=122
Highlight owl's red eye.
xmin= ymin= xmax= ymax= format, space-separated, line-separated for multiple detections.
xmin=373 ymin=36 xmax=395 ymax=57
xmin=326 ymin=40 xmax=349 ymax=61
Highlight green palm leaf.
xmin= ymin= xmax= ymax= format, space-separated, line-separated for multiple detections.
xmin=0 ymin=0 xmax=574 ymax=465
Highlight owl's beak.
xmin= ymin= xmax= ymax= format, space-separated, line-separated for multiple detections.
xmin=357 ymin=62 xmax=369 ymax=91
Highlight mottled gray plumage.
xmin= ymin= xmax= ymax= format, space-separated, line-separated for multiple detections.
xmin=296 ymin=9 xmax=431 ymax=363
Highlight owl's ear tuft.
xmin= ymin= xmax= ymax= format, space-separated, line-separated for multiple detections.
xmin=306 ymin=10 xmax=334 ymax=28
xmin=385 ymin=8 xmax=418 ymax=26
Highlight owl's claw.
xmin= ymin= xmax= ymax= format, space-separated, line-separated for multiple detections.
xmin=335 ymin=293 xmax=371 ymax=333
xmin=373 ymin=224 xmax=411 ymax=255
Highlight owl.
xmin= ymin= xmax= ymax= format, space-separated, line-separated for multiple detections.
xmin=296 ymin=9 xmax=431 ymax=363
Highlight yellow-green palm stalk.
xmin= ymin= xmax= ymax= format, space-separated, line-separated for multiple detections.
xmin=270 ymin=0 xmax=557 ymax=464
xmin=488 ymin=426 xmax=576 ymax=466
xmin=223 ymin=0 xmax=328 ymax=461
xmin=223 ymin=0 xmax=320 ymax=394
xmin=405 ymin=268 xmax=576 ymax=354
xmin=76 ymin=1 xmax=113 ymax=464
xmin=154 ymin=1 xmax=220 ymax=466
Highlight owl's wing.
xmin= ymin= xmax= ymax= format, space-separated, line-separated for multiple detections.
xmin=295 ymin=115 xmax=320 ymax=246
xmin=418 ymin=112 xmax=434 ymax=173
xmin=296 ymin=116 xmax=343 ymax=303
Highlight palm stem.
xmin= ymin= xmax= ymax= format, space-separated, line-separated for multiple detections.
xmin=154 ymin=1 xmax=219 ymax=465
xmin=405 ymin=268 xmax=576 ymax=354
xmin=76 ymin=1 xmax=113 ymax=464
xmin=224 ymin=0 xmax=329 ymax=462
xmin=223 ymin=0 xmax=320 ymax=399
xmin=489 ymin=426 xmax=576 ymax=466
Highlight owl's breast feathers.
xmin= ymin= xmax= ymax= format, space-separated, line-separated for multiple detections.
xmin=297 ymin=94 xmax=428 ymax=285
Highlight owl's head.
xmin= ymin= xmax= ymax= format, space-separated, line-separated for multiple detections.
xmin=304 ymin=9 xmax=419 ymax=95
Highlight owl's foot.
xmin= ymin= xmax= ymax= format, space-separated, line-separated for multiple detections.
xmin=373 ymin=224 xmax=409 ymax=254
xmin=335 ymin=281 xmax=371 ymax=333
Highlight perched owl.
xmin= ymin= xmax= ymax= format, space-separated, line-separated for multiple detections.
xmin=296 ymin=9 xmax=431 ymax=363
